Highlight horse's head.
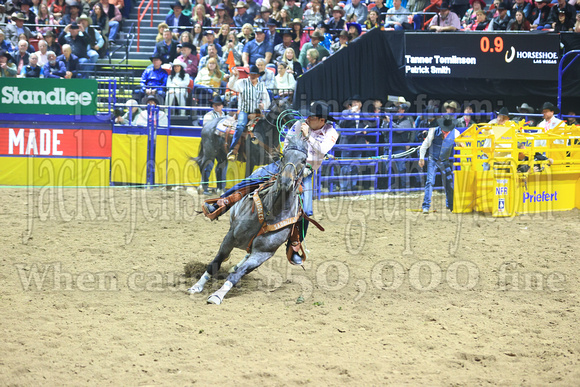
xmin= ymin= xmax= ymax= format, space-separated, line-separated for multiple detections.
xmin=277 ymin=135 xmax=308 ymax=193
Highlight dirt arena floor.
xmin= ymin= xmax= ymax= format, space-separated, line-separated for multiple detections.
xmin=0 ymin=186 xmax=579 ymax=386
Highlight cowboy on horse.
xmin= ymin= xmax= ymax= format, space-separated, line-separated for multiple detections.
xmin=202 ymin=101 xmax=339 ymax=265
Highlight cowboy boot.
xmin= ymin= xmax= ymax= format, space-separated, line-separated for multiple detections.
xmin=202 ymin=190 xmax=245 ymax=220
xmin=227 ymin=141 xmax=241 ymax=161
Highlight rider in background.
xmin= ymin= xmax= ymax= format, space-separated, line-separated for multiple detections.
xmin=226 ymin=64 xmax=270 ymax=161
xmin=203 ymin=101 xmax=338 ymax=265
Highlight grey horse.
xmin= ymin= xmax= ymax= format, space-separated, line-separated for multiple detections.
xmin=188 ymin=135 xmax=308 ymax=304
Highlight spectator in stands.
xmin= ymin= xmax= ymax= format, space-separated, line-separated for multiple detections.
xmin=365 ymin=10 xmax=383 ymax=29
xmin=12 ymin=39 xmax=30 ymax=74
xmin=488 ymin=106 xmax=511 ymax=124
xmin=237 ymin=23 xmax=255 ymax=45
xmin=419 ymin=115 xmax=459 ymax=213
xmin=58 ymin=22 xmax=90 ymax=77
xmin=547 ymin=0 xmax=576 ymax=29
xmin=233 ymin=1 xmax=253 ymax=28
xmin=226 ymin=65 xmax=270 ymax=160
xmin=154 ymin=28 xmax=179 ymax=64
xmin=156 ymin=22 xmax=169 ymax=42
xmin=242 ymin=27 xmax=273 ymax=66
xmin=49 ymin=0 xmax=67 ymax=22
xmin=529 ymin=0 xmax=551 ymax=29
xmin=244 ymin=0 xmax=261 ymax=20
xmin=273 ymin=30 xmax=298 ymax=62
xmin=19 ymin=0 xmax=37 ymax=26
xmin=280 ymin=46 xmax=303 ymax=79
xmin=0 ymin=49 xmax=17 ymax=77
xmin=203 ymin=94 xmax=226 ymax=122
xmin=575 ymin=13 xmax=580 ymax=32
xmin=255 ymin=6 xmax=272 ymax=28
xmin=60 ymin=1 xmax=81 ymax=26
xmin=0 ymin=30 xmax=13 ymax=53
xmin=178 ymin=31 xmax=194 ymax=52
xmin=194 ymin=57 xmax=225 ymax=106
xmin=462 ymin=0 xmax=485 ymax=29
xmin=290 ymin=18 xmax=310 ymax=50
xmin=200 ymin=29 xmax=223 ymax=57
xmin=491 ymin=3 xmax=510 ymax=30
xmin=553 ymin=9 xmax=575 ymax=31
xmin=5 ymin=13 xmax=33 ymax=47
xmin=429 ymin=2 xmax=461 ymax=31
xmin=140 ymin=54 xmax=169 ymax=99
xmin=36 ymin=3 xmax=57 ymax=36
xmin=215 ymin=24 xmax=230 ymax=46
xmin=79 ymin=14 xmax=106 ymax=62
xmin=322 ymin=0 xmax=338 ymax=20
xmin=222 ymin=32 xmax=244 ymax=66
xmin=285 ymin=0 xmax=303 ymax=21
xmin=470 ymin=9 xmax=491 ymax=29
xmin=165 ymin=58 xmax=191 ymax=116
xmin=347 ymin=21 xmax=362 ymax=40
xmin=195 ymin=0 xmax=214 ymax=18
xmin=566 ymin=111 xmax=576 ymax=126
xmin=43 ymin=31 xmax=61 ymax=56
xmin=222 ymin=0 xmax=236 ymax=19
xmin=275 ymin=62 xmax=296 ymax=98
xmin=516 ymin=102 xmax=536 ymax=125
xmin=385 ymin=0 xmax=410 ymax=30
xmin=456 ymin=104 xmax=474 ymax=127
xmin=214 ymin=4 xmax=234 ymax=26
xmin=508 ymin=9 xmax=530 ymax=30
xmin=270 ymin=0 xmax=284 ymax=22
xmin=35 ymin=39 xmax=48 ymax=66
xmin=199 ymin=43 xmax=227 ymax=71
xmin=278 ymin=7 xmax=291 ymax=28
xmin=166 ymin=1 xmax=193 ymax=34
xmin=298 ymin=31 xmax=328 ymax=69
xmin=303 ymin=0 xmax=324 ymax=27
xmin=443 ymin=100 xmax=459 ymax=114
xmin=339 ymin=95 xmax=368 ymax=192
xmin=57 ymin=44 xmax=80 ymax=78
xmin=344 ymin=0 xmax=368 ymax=23
xmin=371 ymin=0 xmax=389 ymax=23
xmin=100 ymin=0 xmax=123 ymax=44
xmin=330 ymin=30 xmax=349 ymax=54
xmin=265 ymin=18 xmax=283 ymax=48
xmin=136 ymin=95 xmax=169 ymax=127
xmin=510 ymin=0 xmax=531 ymax=20
xmin=450 ymin=0 xmax=470 ymax=19
xmin=192 ymin=23 xmax=206 ymax=48
xmin=175 ymin=0 xmax=194 ymax=18
xmin=177 ymin=41 xmax=199 ymax=79
xmin=256 ymin=57 xmax=275 ymax=89
xmin=304 ymin=48 xmax=319 ymax=71
xmin=327 ymin=6 xmax=346 ymax=39
xmin=116 ymin=99 xmax=141 ymax=125
xmin=192 ymin=4 xmax=212 ymax=28
xmin=20 ymin=52 xmax=42 ymax=77
xmin=385 ymin=102 xmax=415 ymax=192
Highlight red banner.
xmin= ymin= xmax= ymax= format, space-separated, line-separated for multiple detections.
xmin=0 ymin=127 xmax=112 ymax=158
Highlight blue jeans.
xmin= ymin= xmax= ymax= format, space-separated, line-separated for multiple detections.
xmin=231 ymin=110 xmax=248 ymax=151
xmin=108 ymin=20 xmax=120 ymax=42
xmin=202 ymin=159 xmax=227 ymax=192
xmin=422 ymin=158 xmax=454 ymax=211
xmin=302 ymin=173 xmax=313 ymax=216
xmin=339 ymin=135 xmax=364 ymax=192
xmin=222 ymin=161 xmax=280 ymax=197
xmin=392 ymin=150 xmax=410 ymax=190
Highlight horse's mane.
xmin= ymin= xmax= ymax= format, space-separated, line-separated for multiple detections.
xmin=284 ymin=133 xmax=307 ymax=154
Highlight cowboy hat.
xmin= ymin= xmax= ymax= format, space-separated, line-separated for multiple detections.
xmin=171 ymin=1 xmax=184 ymax=9
xmin=11 ymin=12 xmax=26 ymax=20
xmin=516 ymin=103 xmax=534 ymax=114
xmin=210 ymin=95 xmax=224 ymax=105
xmin=289 ymin=18 xmax=303 ymax=27
xmin=248 ymin=64 xmax=263 ymax=75
xmin=346 ymin=22 xmax=362 ymax=36
xmin=172 ymin=58 xmax=187 ymax=67
xmin=180 ymin=42 xmax=195 ymax=51
xmin=443 ymin=100 xmax=460 ymax=111
xmin=541 ymin=102 xmax=558 ymax=113
xmin=267 ymin=18 xmax=278 ymax=26
xmin=344 ymin=94 xmax=362 ymax=107
xmin=150 ymin=53 xmax=163 ymax=61
xmin=124 ymin=99 xmax=139 ymax=108
xmin=439 ymin=2 xmax=450 ymax=10
xmin=260 ymin=6 xmax=271 ymax=13
xmin=438 ymin=115 xmax=456 ymax=132
xmin=301 ymin=101 xmax=336 ymax=122
xmin=143 ymin=95 xmax=160 ymax=105
xmin=234 ymin=1 xmax=248 ymax=8
xmin=331 ymin=5 xmax=345 ymax=16
xmin=469 ymin=0 xmax=486 ymax=6
xmin=310 ymin=30 xmax=324 ymax=40
xmin=0 ymin=49 xmax=13 ymax=62
xmin=497 ymin=106 xmax=510 ymax=117
xmin=78 ymin=14 xmax=92 ymax=22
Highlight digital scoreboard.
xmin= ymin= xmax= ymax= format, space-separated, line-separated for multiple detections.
xmin=404 ymin=33 xmax=559 ymax=80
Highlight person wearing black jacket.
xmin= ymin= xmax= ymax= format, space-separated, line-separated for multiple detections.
xmin=548 ymin=0 xmax=576 ymax=29
xmin=58 ymin=22 xmax=90 ymax=76
xmin=383 ymin=103 xmax=415 ymax=192
xmin=153 ymin=28 xmax=179 ymax=64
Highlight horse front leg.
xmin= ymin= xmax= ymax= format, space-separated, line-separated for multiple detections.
xmin=187 ymin=231 xmax=236 ymax=294
xmin=207 ymin=251 xmax=273 ymax=305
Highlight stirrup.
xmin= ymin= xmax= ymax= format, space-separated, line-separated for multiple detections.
xmin=290 ymin=252 xmax=303 ymax=266
xmin=227 ymin=151 xmax=236 ymax=161
xmin=203 ymin=202 xmax=219 ymax=214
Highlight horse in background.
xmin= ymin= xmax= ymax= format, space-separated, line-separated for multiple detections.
xmin=188 ymin=135 xmax=309 ymax=304
xmin=193 ymin=98 xmax=293 ymax=195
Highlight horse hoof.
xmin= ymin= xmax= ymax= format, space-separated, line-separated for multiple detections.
xmin=207 ymin=294 xmax=223 ymax=305
xmin=187 ymin=285 xmax=203 ymax=294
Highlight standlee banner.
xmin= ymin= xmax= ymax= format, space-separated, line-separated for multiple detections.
xmin=0 ymin=78 xmax=98 ymax=116
xmin=404 ymin=33 xmax=559 ymax=80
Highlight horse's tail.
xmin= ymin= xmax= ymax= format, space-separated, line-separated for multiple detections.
xmin=191 ymin=141 xmax=204 ymax=166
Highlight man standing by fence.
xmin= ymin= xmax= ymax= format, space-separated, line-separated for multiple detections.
xmin=418 ymin=115 xmax=460 ymax=214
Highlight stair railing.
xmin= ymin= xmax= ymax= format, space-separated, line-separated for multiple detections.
xmin=137 ymin=0 xmax=160 ymax=52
